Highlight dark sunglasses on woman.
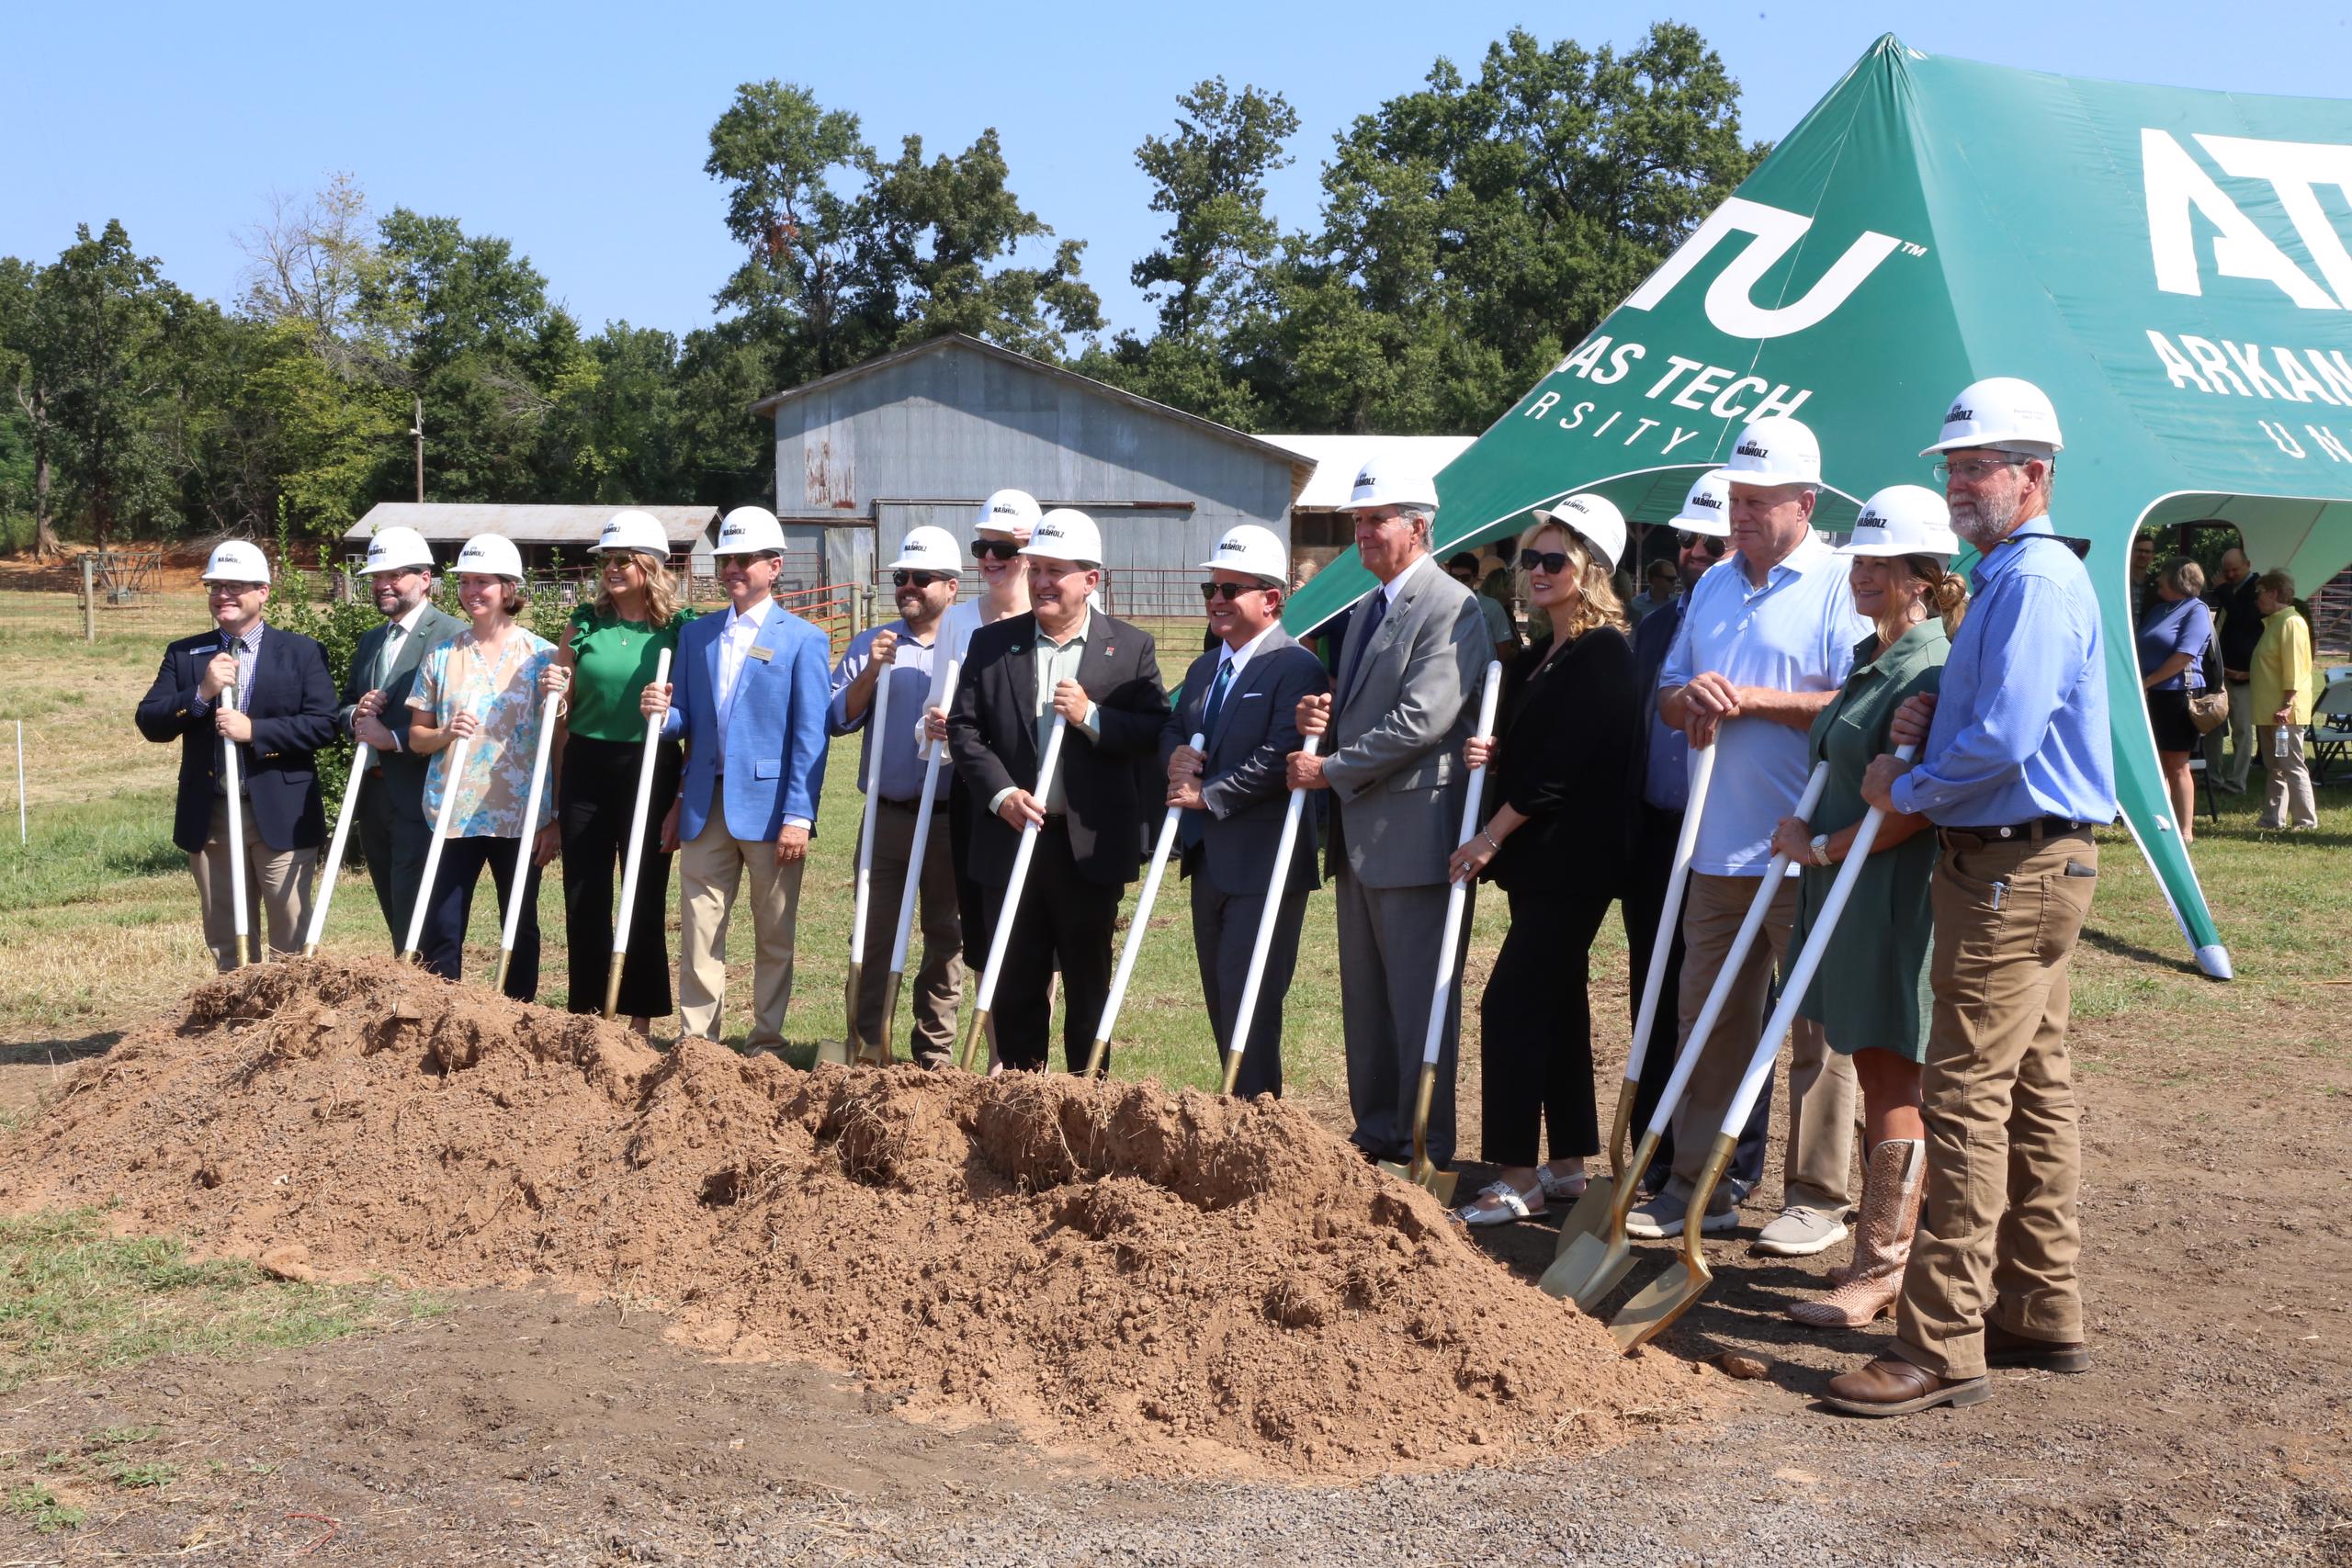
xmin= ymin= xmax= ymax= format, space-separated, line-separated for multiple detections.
xmin=893 ymin=570 xmax=952 ymax=588
xmin=1199 ymin=581 xmax=1269 ymax=604
xmin=1519 ymin=547 xmax=1572 ymax=575
xmin=970 ymin=538 xmax=1022 ymax=560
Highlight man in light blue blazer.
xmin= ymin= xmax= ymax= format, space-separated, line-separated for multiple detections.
xmin=643 ymin=505 xmax=831 ymax=1049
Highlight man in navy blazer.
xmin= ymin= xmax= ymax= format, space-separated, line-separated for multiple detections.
xmin=643 ymin=505 xmax=831 ymax=1050
xmin=134 ymin=542 xmax=337 ymax=970
xmin=1163 ymin=525 xmax=1328 ymax=1098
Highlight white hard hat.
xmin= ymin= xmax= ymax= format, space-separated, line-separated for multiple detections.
xmin=1706 ymin=415 xmax=1822 ymax=490
xmin=714 ymin=505 xmax=786 ymax=557
xmin=1839 ymin=485 xmax=1962 ymax=562
xmin=201 ymin=540 xmax=272 ymax=586
xmin=595 ymin=509 xmax=671 ymax=557
xmin=1531 ymin=493 xmax=1628 ymax=570
xmin=361 ymin=526 xmax=434 ymax=575
xmin=1670 ymin=472 xmax=1732 ymax=536
xmin=889 ymin=525 xmax=964 ymax=573
xmin=1200 ymin=524 xmax=1286 ymax=584
xmin=1920 ymin=376 xmax=2064 ymax=457
xmin=1340 ymin=451 xmax=1442 ymax=512
xmin=974 ymin=488 xmax=1041 ymax=537
xmin=455 ymin=533 xmax=525 ymax=580
xmin=1020 ymin=508 xmax=1102 ymax=568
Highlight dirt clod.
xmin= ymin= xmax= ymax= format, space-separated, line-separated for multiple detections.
xmin=1 ymin=959 xmax=1711 ymax=1477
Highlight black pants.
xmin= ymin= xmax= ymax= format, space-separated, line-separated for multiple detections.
xmin=356 ymin=769 xmax=431 ymax=950
xmin=559 ymin=734 xmax=683 ymax=1019
xmin=1187 ymin=853 xmax=1307 ymax=1099
xmin=949 ymin=776 xmax=995 ymax=969
xmin=418 ymin=834 xmax=541 ymax=1001
xmin=1621 ymin=802 xmax=1771 ymax=1194
xmin=981 ymin=818 xmax=1119 ymax=1073
xmin=1480 ymin=884 xmax=1611 ymax=1167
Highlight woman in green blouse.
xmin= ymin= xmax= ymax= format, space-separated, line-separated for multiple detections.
xmin=540 ymin=512 xmax=695 ymax=1032
xmin=1766 ymin=485 xmax=1967 ymax=1330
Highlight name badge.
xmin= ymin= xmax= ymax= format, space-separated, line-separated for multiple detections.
xmin=747 ymin=646 xmax=773 ymax=662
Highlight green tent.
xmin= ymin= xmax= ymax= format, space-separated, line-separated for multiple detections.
xmin=1285 ymin=35 xmax=2352 ymax=981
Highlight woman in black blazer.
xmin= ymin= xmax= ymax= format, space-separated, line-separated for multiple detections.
xmin=1443 ymin=495 xmax=1643 ymax=1228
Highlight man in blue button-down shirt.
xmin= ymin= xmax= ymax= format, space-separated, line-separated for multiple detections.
xmin=1830 ymin=377 xmax=2116 ymax=1418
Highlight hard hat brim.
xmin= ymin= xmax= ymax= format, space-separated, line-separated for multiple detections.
xmin=887 ymin=556 xmax=964 ymax=572
xmin=1667 ymin=512 xmax=1731 ymax=536
xmin=1838 ymin=536 xmax=1960 ymax=560
xmin=1704 ymin=465 xmax=1823 ymax=491
xmin=1917 ymin=436 xmax=2062 ymax=458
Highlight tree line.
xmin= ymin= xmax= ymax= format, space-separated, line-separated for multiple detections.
xmin=0 ymin=22 xmax=1761 ymax=556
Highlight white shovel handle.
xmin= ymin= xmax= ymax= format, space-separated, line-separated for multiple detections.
xmin=1416 ymin=660 xmax=1504 ymax=1070
xmin=222 ymin=678 xmax=249 ymax=959
xmin=304 ymin=744 xmax=369 ymax=953
xmin=498 ymin=689 xmax=561 ymax=960
xmin=1620 ymin=742 xmax=1715 ymax=1086
xmin=402 ymin=729 xmax=473 ymax=958
xmin=888 ymin=654 xmax=959 ymax=976
xmin=609 ymin=649 xmax=674 ymax=973
xmin=1636 ymin=758 xmax=1832 ymax=1139
xmin=1092 ymin=730 xmax=1203 ymax=1049
xmin=1719 ymin=743 xmax=1918 ymax=1135
xmin=848 ymin=644 xmax=894 ymax=967
xmin=1226 ymin=730 xmax=1318 ymax=1071
xmin=970 ymin=712 xmax=1067 ymax=1016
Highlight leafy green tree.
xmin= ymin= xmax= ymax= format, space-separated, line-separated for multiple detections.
xmin=538 ymin=322 xmax=688 ymax=502
xmin=1132 ymin=78 xmax=1300 ymax=341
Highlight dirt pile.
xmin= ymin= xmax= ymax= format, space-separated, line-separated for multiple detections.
xmin=2 ymin=960 xmax=1714 ymax=1476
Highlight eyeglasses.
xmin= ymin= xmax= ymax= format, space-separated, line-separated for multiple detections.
xmin=1676 ymin=532 xmax=1727 ymax=557
xmin=1933 ymin=456 xmax=2035 ymax=484
xmin=1199 ymin=581 xmax=1271 ymax=604
xmin=208 ymin=582 xmax=266 ymax=596
xmin=893 ymin=570 xmax=952 ymax=589
xmin=1519 ymin=548 xmax=1573 ymax=575
xmin=971 ymin=538 xmax=1022 ymax=561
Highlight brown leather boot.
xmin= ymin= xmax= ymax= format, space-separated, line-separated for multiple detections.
xmin=1822 ymin=1356 xmax=1990 ymax=1416
xmin=1788 ymin=1139 xmax=1922 ymax=1328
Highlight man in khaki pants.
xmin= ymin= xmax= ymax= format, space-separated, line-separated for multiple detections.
xmin=1830 ymin=377 xmax=2115 ymax=1416
xmin=644 ymin=506 xmax=832 ymax=1049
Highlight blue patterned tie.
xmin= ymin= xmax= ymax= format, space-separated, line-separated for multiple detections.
xmin=1340 ymin=588 xmax=1387 ymax=697
xmin=1181 ymin=660 xmax=1238 ymax=852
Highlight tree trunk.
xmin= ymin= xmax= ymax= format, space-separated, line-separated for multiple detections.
xmin=31 ymin=447 xmax=59 ymax=559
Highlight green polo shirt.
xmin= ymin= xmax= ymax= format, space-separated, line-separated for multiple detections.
xmin=564 ymin=605 xmax=696 ymax=742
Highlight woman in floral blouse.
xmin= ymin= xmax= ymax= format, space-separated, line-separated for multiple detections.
xmin=406 ymin=533 xmax=560 ymax=998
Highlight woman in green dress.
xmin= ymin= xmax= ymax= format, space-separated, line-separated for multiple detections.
xmin=1766 ymin=485 xmax=1968 ymax=1328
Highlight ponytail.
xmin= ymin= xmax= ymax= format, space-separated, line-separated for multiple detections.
xmin=1905 ymin=553 xmax=1969 ymax=637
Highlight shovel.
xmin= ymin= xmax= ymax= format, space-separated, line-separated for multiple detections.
xmin=1542 ymin=758 xmax=1831 ymax=1304
xmin=1220 ymin=733 xmax=1318 ymax=1094
xmin=1376 ymin=660 xmax=1502 ymax=1206
xmin=302 ymin=733 xmax=370 ymax=958
xmin=841 ymin=641 xmax=896 ymax=1066
xmin=1552 ymin=743 xmax=1717 ymax=1260
xmin=400 ymin=728 xmax=473 ymax=964
xmin=1611 ymin=744 xmax=1918 ymax=1352
xmin=601 ymin=649 xmax=673 ymax=1019
xmin=493 ymin=687 xmax=562 ymax=994
xmin=221 ymin=674 xmax=251 ymax=969
xmin=956 ymin=713 xmax=1068 ymax=1071
xmin=1082 ymin=729 xmax=1205 ymax=1078
xmin=880 ymin=653 xmax=959 ymax=1055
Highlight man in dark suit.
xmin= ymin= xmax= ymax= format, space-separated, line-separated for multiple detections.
xmin=1163 ymin=525 xmax=1328 ymax=1098
xmin=135 ymin=541 xmax=338 ymax=970
xmin=948 ymin=508 xmax=1170 ymax=1073
xmin=339 ymin=525 xmax=467 ymax=948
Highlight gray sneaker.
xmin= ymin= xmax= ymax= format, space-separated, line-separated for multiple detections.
xmin=1623 ymin=1186 xmax=1739 ymax=1240
xmin=1754 ymin=1203 xmax=1850 ymax=1257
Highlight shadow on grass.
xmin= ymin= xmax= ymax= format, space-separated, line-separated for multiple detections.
xmin=0 ymin=1030 xmax=120 ymax=1067
xmin=2079 ymin=924 xmax=2206 ymax=974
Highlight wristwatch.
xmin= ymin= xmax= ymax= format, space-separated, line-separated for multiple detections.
xmin=1809 ymin=833 xmax=1832 ymax=867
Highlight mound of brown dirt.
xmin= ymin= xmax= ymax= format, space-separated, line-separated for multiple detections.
xmin=2 ymin=960 xmax=1715 ymax=1477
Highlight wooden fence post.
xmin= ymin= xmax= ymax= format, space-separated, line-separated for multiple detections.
xmin=81 ymin=555 xmax=96 ymax=643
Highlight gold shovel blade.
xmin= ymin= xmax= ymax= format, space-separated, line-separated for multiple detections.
xmin=1608 ymin=1253 xmax=1711 ymax=1353
xmin=1541 ymin=1230 xmax=1634 ymax=1308
xmin=813 ymin=1038 xmax=854 ymax=1066
xmin=1375 ymin=1156 xmax=1460 ymax=1206
xmin=1551 ymin=1170 xmax=1615 ymax=1260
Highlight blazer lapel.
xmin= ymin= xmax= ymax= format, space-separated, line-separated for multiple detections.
xmin=1341 ymin=576 xmax=1412 ymax=712
xmin=1007 ymin=615 xmax=1040 ymax=750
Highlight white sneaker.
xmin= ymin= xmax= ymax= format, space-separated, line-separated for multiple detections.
xmin=1754 ymin=1203 xmax=1850 ymax=1257
xmin=1623 ymin=1188 xmax=1739 ymax=1240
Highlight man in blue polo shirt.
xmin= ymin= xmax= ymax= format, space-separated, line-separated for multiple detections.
xmin=1646 ymin=416 xmax=1871 ymax=1255
xmin=1827 ymin=377 xmax=2115 ymax=1417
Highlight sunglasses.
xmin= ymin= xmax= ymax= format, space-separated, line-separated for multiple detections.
xmin=1519 ymin=548 xmax=1573 ymax=575
xmin=1199 ymin=581 xmax=1270 ymax=604
xmin=971 ymin=538 xmax=1022 ymax=560
xmin=1676 ymin=532 xmax=1727 ymax=556
xmin=893 ymin=570 xmax=952 ymax=589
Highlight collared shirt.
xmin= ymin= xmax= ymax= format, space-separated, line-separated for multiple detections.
xmin=1633 ymin=589 xmax=1693 ymax=812
xmin=362 ymin=602 xmax=434 ymax=767
xmin=985 ymin=609 xmax=1101 ymax=818
xmin=828 ymin=618 xmax=946 ymax=802
xmin=715 ymin=597 xmax=775 ymax=738
xmin=1890 ymin=513 xmax=2116 ymax=827
xmin=191 ymin=621 xmax=266 ymax=715
xmin=408 ymin=627 xmax=559 ymax=838
xmin=1659 ymin=532 xmax=1870 ymax=874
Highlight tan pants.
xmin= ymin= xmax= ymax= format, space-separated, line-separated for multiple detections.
xmin=191 ymin=795 xmax=317 ymax=972
xmin=1894 ymin=830 xmax=2098 ymax=1380
xmin=678 ymin=816 xmax=807 ymax=1049
xmin=1668 ymin=872 xmax=1858 ymax=1211
xmin=2256 ymin=727 xmax=2318 ymax=829
xmin=851 ymin=796 xmax=963 ymax=1066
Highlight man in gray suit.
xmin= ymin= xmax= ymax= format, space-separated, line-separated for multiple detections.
xmin=339 ymin=526 xmax=466 ymax=947
xmin=1164 ymin=525 xmax=1330 ymax=1099
xmin=1289 ymin=456 xmax=1487 ymax=1167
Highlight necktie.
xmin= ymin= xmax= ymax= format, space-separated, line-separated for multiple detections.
xmin=373 ymin=623 xmax=402 ymax=690
xmin=1340 ymin=587 xmax=1389 ymax=698
xmin=1181 ymin=660 xmax=1239 ymax=852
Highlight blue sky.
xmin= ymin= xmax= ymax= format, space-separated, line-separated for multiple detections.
xmin=10 ymin=1 xmax=2349 ymax=346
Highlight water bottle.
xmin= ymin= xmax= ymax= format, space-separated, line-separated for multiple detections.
xmin=2276 ymin=725 xmax=2290 ymax=760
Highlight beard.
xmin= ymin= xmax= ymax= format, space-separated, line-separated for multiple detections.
xmin=1950 ymin=486 xmax=2022 ymax=551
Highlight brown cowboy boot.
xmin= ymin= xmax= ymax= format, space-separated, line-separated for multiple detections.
xmin=1789 ymin=1139 xmax=1922 ymax=1328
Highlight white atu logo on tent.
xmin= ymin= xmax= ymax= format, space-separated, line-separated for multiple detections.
xmin=1622 ymin=197 xmax=1903 ymax=339
xmin=2143 ymin=130 xmax=2352 ymax=310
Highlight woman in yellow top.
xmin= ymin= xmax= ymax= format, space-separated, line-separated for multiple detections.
xmin=2248 ymin=570 xmax=2317 ymax=832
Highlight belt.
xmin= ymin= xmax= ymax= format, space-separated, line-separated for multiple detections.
xmin=1940 ymin=815 xmax=2092 ymax=845
xmin=876 ymin=795 xmax=922 ymax=813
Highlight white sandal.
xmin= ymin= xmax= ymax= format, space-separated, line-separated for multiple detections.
xmin=1454 ymin=1179 xmax=1542 ymax=1228
xmin=1537 ymin=1165 xmax=1589 ymax=1202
